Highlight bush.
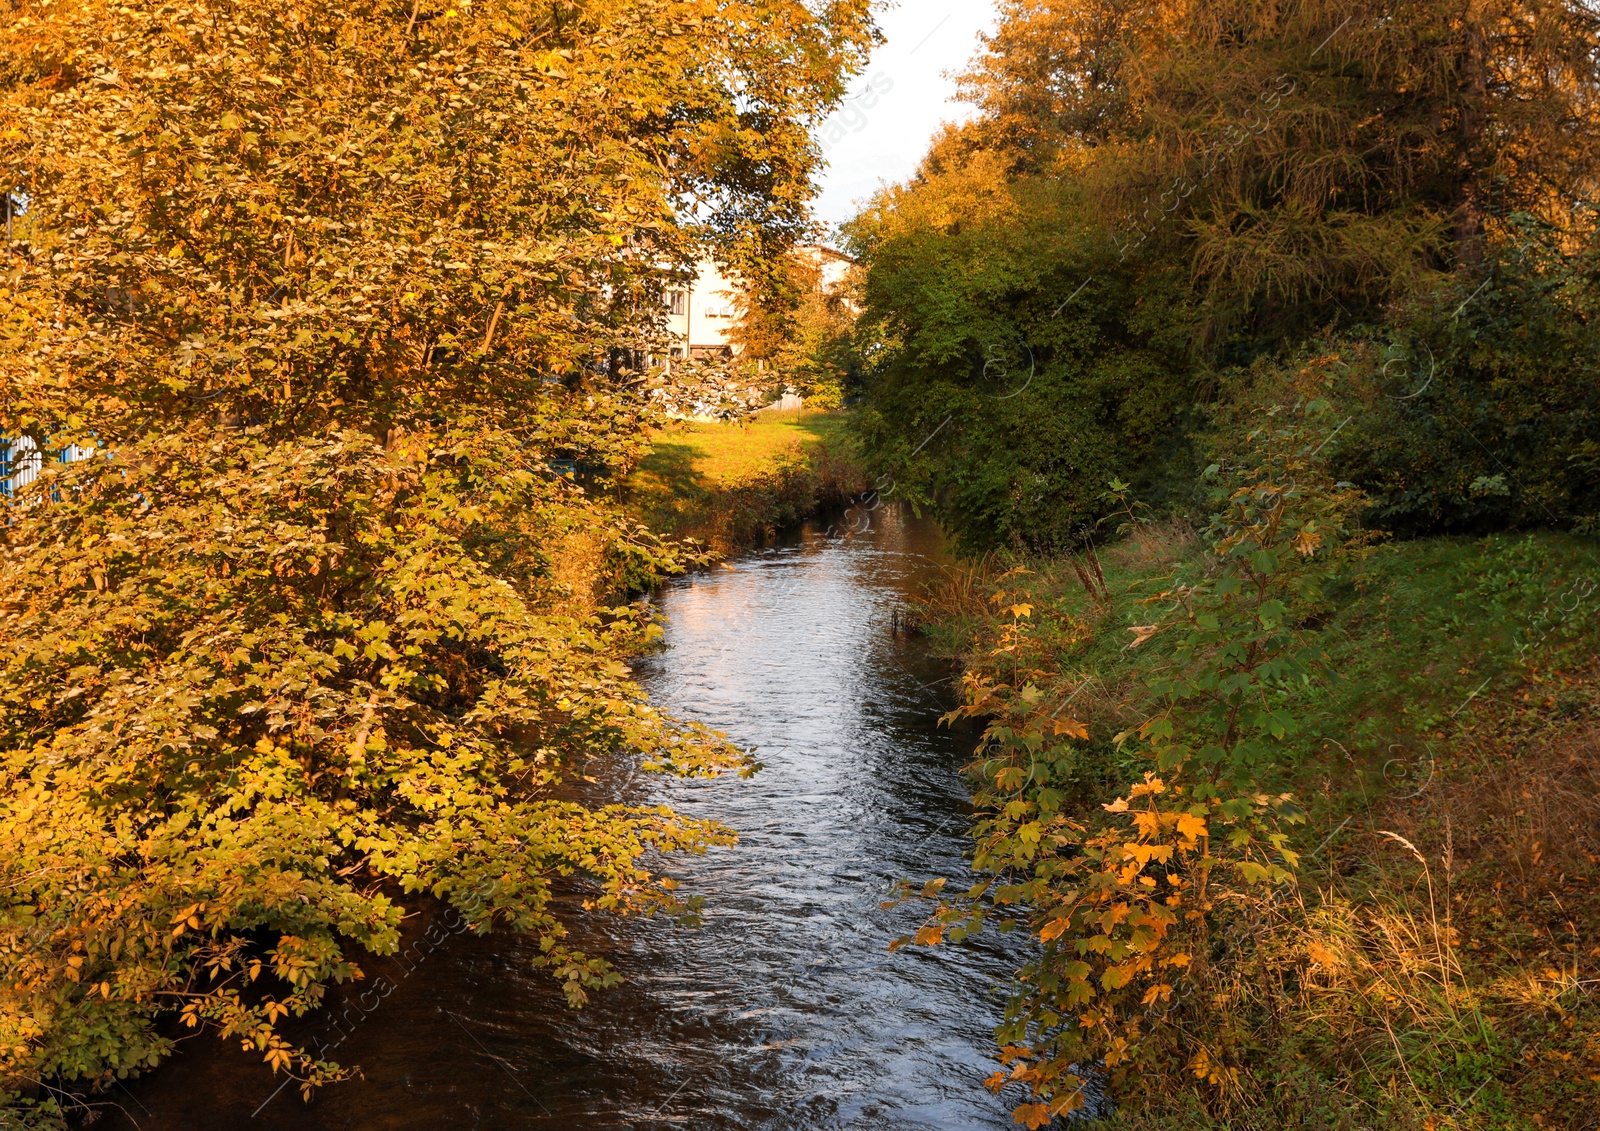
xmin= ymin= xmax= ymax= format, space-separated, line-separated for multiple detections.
xmin=847 ymin=150 xmax=1201 ymax=555
xmin=1223 ymin=226 xmax=1600 ymax=538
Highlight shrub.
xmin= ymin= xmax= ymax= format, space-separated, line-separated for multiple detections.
xmin=895 ymin=397 xmax=1367 ymax=1125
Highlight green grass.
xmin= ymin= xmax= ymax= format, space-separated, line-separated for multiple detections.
xmin=621 ymin=409 xmax=864 ymax=548
xmin=923 ymin=528 xmax=1600 ymax=771
xmin=917 ymin=528 xmax=1600 ymax=1130
xmin=1308 ymin=531 xmax=1600 ymax=750
xmin=634 ymin=410 xmax=854 ymax=487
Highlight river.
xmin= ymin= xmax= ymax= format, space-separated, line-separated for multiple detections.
xmin=111 ymin=506 xmax=1021 ymax=1130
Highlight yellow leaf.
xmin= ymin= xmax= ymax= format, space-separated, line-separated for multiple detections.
xmin=1101 ymin=964 xmax=1135 ymax=989
xmin=1307 ymin=941 xmax=1339 ymax=970
xmin=1141 ymin=982 xmax=1172 ymax=1005
xmin=1129 ymin=775 xmax=1165 ymax=797
xmin=1175 ymin=813 xmax=1208 ymax=841
xmin=1039 ymin=917 xmax=1070 ymax=942
xmin=1127 ymin=624 xmax=1160 ymax=648
xmin=1102 ymin=796 xmax=1129 ymax=813
xmin=1052 ymin=716 xmax=1089 ymax=740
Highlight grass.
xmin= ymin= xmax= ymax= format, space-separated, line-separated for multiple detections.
xmin=621 ymin=409 xmax=865 ymax=550
xmin=635 ymin=410 xmax=856 ymax=487
xmin=913 ymin=528 xmax=1600 ymax=1130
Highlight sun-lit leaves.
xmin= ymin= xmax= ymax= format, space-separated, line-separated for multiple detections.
xmin=890 ymin=397 xmax=1363 ymax=1121
xmin=0 ymin=0 xmax=875 ymax=1115
xmin=0 ymin=0 xmax=876 ymax=452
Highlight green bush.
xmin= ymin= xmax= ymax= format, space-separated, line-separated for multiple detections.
xmin=847 ymin=154 xmax=1201 ymax=554
xmin=1331 ymin=226 xmax=1600 ymax=536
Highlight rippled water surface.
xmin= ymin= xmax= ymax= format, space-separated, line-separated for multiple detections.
xmin=116 ymin=507 xmax=1020 ymax=1130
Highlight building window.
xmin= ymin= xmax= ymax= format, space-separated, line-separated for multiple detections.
xmin=668 ymin=290 xmax=686 ymax=316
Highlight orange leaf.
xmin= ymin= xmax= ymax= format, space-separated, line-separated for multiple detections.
xmin=1141 ymin=982 xmax=1173 ymax=1005
xmin=1013 ymin=1103 xmax=1053 ymax=1129
xmin=1052 ymin=716 xmax=1089 ymax=739
xmin=1307 ymin=941 xmax=1339 ymax=970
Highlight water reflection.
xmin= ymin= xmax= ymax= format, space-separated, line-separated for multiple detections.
xmin=113 ymin=506 xmax=1019 ymax=1130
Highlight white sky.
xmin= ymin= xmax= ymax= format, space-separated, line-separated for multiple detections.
xmin=811 ymin=0 xmax=1000 ymax=234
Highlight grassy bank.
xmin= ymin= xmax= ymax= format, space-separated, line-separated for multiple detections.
xmin=622 ymin=409 xmax=866 ymax=552
xmin=912 ymin=528 xmax=1600 ymax=1130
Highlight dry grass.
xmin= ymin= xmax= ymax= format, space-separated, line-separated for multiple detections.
xmin=1364 ymin=713 xmax=1600 ymax=1129
xmin=1102 ymin=518 xmax=1200 ymax=574
xmin=1121 ymin=714 xmax=1600 ymax=1130
xmin=908 ymin=552 xmax=1012 ymax=628
xmin=1191 ymin=709 xmax=1600 ymax=1130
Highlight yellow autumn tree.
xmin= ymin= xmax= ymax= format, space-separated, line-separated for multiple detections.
xmin=0 ymin=0 xmax=874 ymax=1117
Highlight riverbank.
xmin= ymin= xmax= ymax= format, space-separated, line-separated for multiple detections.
xmin=621 ymin=409 xmax=868 ymax=553
xmin=911 ymin=528 xmax=1600 ymax=1130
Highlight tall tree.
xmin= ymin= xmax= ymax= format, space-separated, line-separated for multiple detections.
xmin=958 ymin=0 xmax=1600 ymax=330
xmin=0 ymin=0 xmax=873 ymax=1113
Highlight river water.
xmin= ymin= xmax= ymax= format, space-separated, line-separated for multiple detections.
xmin=113 ymin=507 xmax=1022 ymax=1130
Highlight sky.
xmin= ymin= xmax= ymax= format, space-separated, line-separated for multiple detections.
xmin=810 ymin=0 xmax=1000 ymax=234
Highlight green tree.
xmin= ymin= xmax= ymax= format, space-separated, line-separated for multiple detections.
xmin=852 ymin=0 xmax=1600 ymax=552
xmin=846 ymin=140 xmax=1198 ymax=553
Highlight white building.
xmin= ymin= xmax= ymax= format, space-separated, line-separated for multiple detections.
xmin=663 ymin=257 xmax=743 ymax=360
xmin=661 ymin=245 xmax=855 ymax=361
xmin=1 ymin=436 xmax=93 ymax=498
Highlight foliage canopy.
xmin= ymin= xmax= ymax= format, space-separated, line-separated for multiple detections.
xmin=0 ymin=0 xmax=874 ymax=1113
xmin=850 ymin=0 xmax=1600 ymax=552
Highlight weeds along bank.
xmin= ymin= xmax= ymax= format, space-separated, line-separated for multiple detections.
xmin=0 ymin=0 xmax=877 ymax=1122
xmin=893 ymin=391 xmax=1600 ymax=1129
xmin=621 ymin=410 xmax=868 ymax=554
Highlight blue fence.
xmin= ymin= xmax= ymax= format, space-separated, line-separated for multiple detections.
xmin=0 ymin=437 xmax=91 ymax=498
